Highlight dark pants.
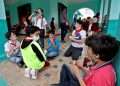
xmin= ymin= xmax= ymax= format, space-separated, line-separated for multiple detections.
xmin=61 ymin=23 xmax=67 ymax=41
xmin=64 ymin=45 xmax=83 ymax=60
xmin=39 ymin=29 xmax=45 ymax=49
xmin=58 ymin=64 xmax=80 ymax=86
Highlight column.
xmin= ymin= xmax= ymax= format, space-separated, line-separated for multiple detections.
xmin=0 ymin=0 xmax=8 ymax=61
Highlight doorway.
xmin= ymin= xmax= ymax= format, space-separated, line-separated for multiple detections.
xmin=58 ymin=3 xmax=67 ymax=27
xmin=17 ymin=3 xmax=31 ymax=25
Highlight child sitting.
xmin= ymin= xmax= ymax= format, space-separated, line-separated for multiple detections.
xmin=53 ymin=33 xmax=119 ymax=86
xmin=4 ymin=31 xmax=23 ymax=67
xmin=21 ymin=26 xmax=48 ymax=79
xmin=46 ymin=32 xmax=61 ymax=59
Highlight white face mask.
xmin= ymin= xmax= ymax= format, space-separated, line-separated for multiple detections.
xmin=33 ymin=36 xmax=39 ymax=41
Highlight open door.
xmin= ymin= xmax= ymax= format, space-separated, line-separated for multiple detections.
xmin=58 ymin=3 xmax=67 ymax=27
xmin=17 ymin=3 xmax=31 ymax=25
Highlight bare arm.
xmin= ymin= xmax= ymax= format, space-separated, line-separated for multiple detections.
xmin=69 ymin=36 xmax=85 ymax=44
xmin=28 ymin=13 xmax=34 ymax=20
xmin=70 ymin=64 xmax=86 ymax=86
xmin=75 ymin=60 xmax=89 ymax=73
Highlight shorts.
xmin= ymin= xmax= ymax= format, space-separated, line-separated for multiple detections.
xmin=64 ymin=45 xmax=83 ymax=60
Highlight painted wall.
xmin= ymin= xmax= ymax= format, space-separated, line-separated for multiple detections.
xmin=6 ymin=0 xmax=100 ymax=26
xmin=67 ymin=0 xmax=101 ymax=23
xmin=107 ymin=0 xmax=120 ymax=41
xmin=99 ymin=0 xmax=110 ymax=25
xmin=5 ymin=0 xmax=50 ymax=25
xmin=0 ymin=0 xmax=8 ymax=61
xmin=49 ymin=0 xmax=68 ymax=27
xmin=5 ymin=0 xmax=68 ymax=26
xmin=106 ymin=0 xmax=120 ymax=86
xmin=0 ymin=0 xmax=6 ymax=20
xmin=113 ymin=48 xmax=120 ymax=86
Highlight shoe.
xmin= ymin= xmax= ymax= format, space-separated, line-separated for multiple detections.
xmin=24 ymin=68 xmax=31 ymax=78
xmin=30 ymin=69 xmax=37 ymax=79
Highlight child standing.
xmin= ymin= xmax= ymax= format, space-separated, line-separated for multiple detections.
xmin=64 ymin=20 xmax=86 ymax=64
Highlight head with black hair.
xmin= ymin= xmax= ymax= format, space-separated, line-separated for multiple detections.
xmin=51 ymin=17 xmax=55 ymax=21
xmin=29 ymin=26 xmax=40 ymax=41
xmin=5 ymin=31 xmax=17 ymax=41
xmin=85 ymin=33 xmax=119 ymax=62
xmin=75 ymin=19 xmax=83 ymax=31
xmin=49 ymin=32 xmax=55 ymax=39
xmin=36 ymin=8 xmax=44 ymax=17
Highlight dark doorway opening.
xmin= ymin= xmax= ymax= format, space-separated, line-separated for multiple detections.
xmin=17 ymin=3 xmax=31 ymax=25
xmin=58 ymin=3 xmax=67 ymax=28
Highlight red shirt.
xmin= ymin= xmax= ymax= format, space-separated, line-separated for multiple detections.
xmin=83 ymin=64 xmax=116 ymax=86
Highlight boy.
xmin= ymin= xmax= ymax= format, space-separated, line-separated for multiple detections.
xmin=53 ymin=33 xmax=119 ymax=86
xmin=21 ymin=26 xmax=48 ymax=79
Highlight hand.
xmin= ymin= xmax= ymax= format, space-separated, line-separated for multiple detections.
xmin=31 ymin=12 xmax=35 ymax=16
xmin=69 ymin=36 xmax=73 ymax=40
xmin=15 ymin=45 xmax=20 ymax=49
xmin=70 ymin=64 xmax=81 ymax=78
xmin=76 ymin=60 xmax=84 ymax=69
xmin=53 ymin=44 xmax=57 ymax=48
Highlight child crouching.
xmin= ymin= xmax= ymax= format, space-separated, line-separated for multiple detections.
xmin=21 ymin=26 xmax=48 ymax=79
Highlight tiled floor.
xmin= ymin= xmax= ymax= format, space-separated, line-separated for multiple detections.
xmin=0 ymin=57 xmax=72 ymax=86
xmin=0 ymin=37 xmax=86 ymax=86
xmin=0 ymin=41 xmax=74 ymax=86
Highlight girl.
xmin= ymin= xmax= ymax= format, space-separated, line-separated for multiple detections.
xmin=64 ymin=20 xmax=86 ymax=64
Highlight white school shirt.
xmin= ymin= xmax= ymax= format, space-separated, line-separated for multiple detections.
xmin=32 ymin=17 xmax=47 ymax=29
xmin=4 ymin=40 xmax=20 ymax=57
xmin=71 ymin=30 xmax=86 ymax=48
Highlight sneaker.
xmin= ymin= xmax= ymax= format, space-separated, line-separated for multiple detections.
xmin=30 ymin=69 xmax=37 ymax=79
xmin=24 ymin=68 xmax=31 ymax=78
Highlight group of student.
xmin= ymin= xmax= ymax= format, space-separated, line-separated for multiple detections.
xmin=4 ymin=8 xmax=120 ymax=86
xmin=4 ymin=26 xmax=61 ymax=79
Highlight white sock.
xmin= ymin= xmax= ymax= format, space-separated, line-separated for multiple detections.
xmin=30 ymin=69 xmax=37 ymax=79
xmin=24 ymin=68 xmax=31 ymax=78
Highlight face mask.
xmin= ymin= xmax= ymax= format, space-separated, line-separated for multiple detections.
xmin=33 ymin=36 xmax=39 ymax=41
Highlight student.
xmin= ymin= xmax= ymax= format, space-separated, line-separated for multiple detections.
xmin=60 ymin=9 xmax=68 ymax=43
xmin=50 ymin=17 xmax=56 ymax=34
xmin=64 ymin=19 xmax=86 ymax=64
xmin=4 ymin=31 xmax=23 ymax=66
xmin=87 ymin=18 xmax=100 ymax=36
xmin=28 ymin=8 xmax=47 ymax=49
xmin=46 ymin=32 xmax=61 ymax=59
xmin=53 ymin=33 xmax=119 ymax=86
xmin=21 ymin=26 xmax=48 ymax=79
